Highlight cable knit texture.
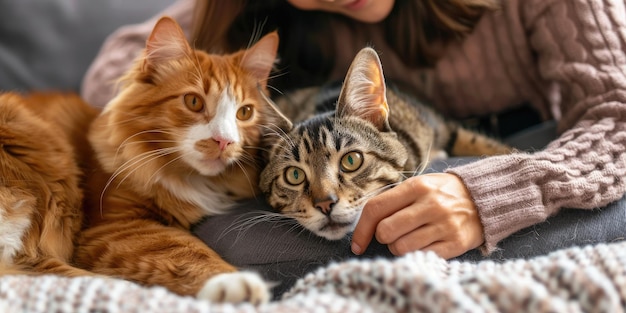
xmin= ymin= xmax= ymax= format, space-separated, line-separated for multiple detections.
xmin=444 ymin=0 xmax=626 ymax=253
xmin=80 ymin=0 xmax=626 ymax=253
xmin=1 ymin=241 xmax=625 ymax=312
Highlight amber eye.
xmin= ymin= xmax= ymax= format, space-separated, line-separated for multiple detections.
xmin=183 ymin=94 xmax=204 ymax=112
xmin=236 ymin=105 xmax=254 ymax=121
xmin=284 ymin=166 xmax=306 ymax=185
xmin=340 ymin=151 xmax=363 ymax=172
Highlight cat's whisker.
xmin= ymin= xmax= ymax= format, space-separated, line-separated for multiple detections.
xmin=190 ymin=55 xmax=205 ymax=90
xmin=100 ymin=150 xmax=175 ymax=214
xmin=412 ymin=141 xmax=434 ymax=176
xmin=113 ymin=129 xmax=179 ymax=163
xmin=264 ymin=130 xmax=294 ymax=147
xmin=234 ymin=150 xmax=260 ymax=172
xmin=266 ymin=84 xmax=285 ymax=96
xmin=352 ymin=182 xmax=404 ymax=208
xmin=99 ymin=147 xmax=181 ymax=214
xmin=231 ymin=159 xmax=257 ymax=197
xmin=114 ymin=148 xmax=180 ymax=187
xmin=218 ymin=211 xmax=296 ymax=241
xmin=101 ymin=150 xmax=181 ymax=214
xmin=292 ymin=224 xmax=313 ymax=238
xmin=242 ymin=145 xmax=270 ymax=154
xmin=257 ymin=72 xmax=284 ymax=88
xmin=259 ymin=123 xmax=295 ymax=149
xmin=228 ymin=212 xmax=292 ymax=233
xmin=256 ymin=90 xmax=294 ymax=146
xmin=256 ymin=116 xmax=295 ymax=149
xmin=111 ymin=147 xmax=179 ymax=183
xmin=241 ymin=21 xmax=266 ymax=64
xmin=119 ymin=139 xmax=179 ymax=149
xmin=238 ymin=149 xmax=258 ymax=163
xmin=267 ymin=70 xmax=289 ymax=81
xmin=147 ymin=152 xmax=188 ymax=185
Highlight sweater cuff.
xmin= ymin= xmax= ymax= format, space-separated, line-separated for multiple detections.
xmin=445 ymin=154 xmax=552 ymax=254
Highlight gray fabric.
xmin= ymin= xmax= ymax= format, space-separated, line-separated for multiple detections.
xmin=192 ymin=199 xmax=393 ymax=299
xmin=195 ymin=170 xmax=626 ymax=299
xmin=0 ymin=0 xmax=173 ymax=92
xmin=193 ymin=121 xmax=626 ymax=298
xmin=504 ymin=120 xmax=557 ymax=151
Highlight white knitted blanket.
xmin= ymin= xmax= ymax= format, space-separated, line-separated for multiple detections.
xmin=2 ymin=241 xmax=625 ymax=313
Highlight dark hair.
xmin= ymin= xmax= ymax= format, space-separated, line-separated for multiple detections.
xmin=191 ymin=0 xmax=498 ymax=93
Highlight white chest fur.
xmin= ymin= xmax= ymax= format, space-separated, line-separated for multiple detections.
xmin=0 ymin=198 xmax=32 ymax=264
xmin=159 ymin=175 xmax=235 ymax=216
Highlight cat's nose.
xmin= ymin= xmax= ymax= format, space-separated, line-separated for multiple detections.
xmin=212 ymin=137 xmax=232 ymax=150
xmin=314 ymin=195 xmax=338 ymax=216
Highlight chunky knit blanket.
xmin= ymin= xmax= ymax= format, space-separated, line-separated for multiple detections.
xmin=2 ymin=241 xmax=625 ymax=313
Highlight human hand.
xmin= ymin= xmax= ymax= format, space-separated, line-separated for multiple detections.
xmin=351 ymin=173 xmax=484 ymax=259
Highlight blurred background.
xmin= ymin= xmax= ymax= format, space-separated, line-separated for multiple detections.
xmin=0 ymin=0 xmax=174 ymax=92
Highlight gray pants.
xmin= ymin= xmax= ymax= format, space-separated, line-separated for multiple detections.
xmin=192 ymin=122 xmax=626 ymax=298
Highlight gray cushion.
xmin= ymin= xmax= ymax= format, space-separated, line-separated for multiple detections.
xmin=0 ymin=0 xmax=173 ymax=92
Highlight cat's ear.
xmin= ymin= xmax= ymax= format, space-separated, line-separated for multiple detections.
xmin=240 ymin=31 xmax=279 ymax=87
xmin=337 ymin=47 xmax=391 ymax=132
xmin=143 ymin=16 xmax=192 ymax=72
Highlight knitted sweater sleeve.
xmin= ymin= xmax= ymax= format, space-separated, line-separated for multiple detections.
xmin=444 ymin=0 xmax=626 ymax=253
xmin=80 ymin=0 xmax=194 ymax=108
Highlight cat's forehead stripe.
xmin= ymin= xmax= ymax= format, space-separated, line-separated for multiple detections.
xmin=319 ymin=130 xmax=327 ymax=149
xmin=291 ymin=144 xmax=300 ymax=162
xmin=334 ymin=133 xmax=342 ymax=152
xmin=199 ymin=55 xmax=216 ymax=93
xmin=302 ymin=137 xmax=312 ymax=154
xmin=202 ymin=58 xmax=238 ymax=95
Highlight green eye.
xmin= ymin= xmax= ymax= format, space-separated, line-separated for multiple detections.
xmin=340 ymin=151 xmax=363 ymax=172
xmin=284 ymin=166 xmax=306 ymax=185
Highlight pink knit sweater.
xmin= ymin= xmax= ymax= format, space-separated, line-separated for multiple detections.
xmin=81 ymin=0 xmax=626 ymax=254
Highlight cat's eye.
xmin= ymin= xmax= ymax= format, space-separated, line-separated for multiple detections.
xmin=236 ymin=105 xmax=254 ymax=121
xmin=340 ymin=151 xmax=363 ymax=172
xmin=284 ymin=166 xmax=306 ymax=185
xmin=183 ymin=94 xmax=205 ymax=112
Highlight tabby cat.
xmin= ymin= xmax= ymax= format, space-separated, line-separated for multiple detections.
xmin=0 ymin=91 xmax=97 ymax=276
xmin=260 ymin=47 xmax=511 ymax=241
xmin=74 ymin=17 xmax=290 ymax=304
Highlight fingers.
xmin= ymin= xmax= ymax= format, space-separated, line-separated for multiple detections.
xmin=418 ymin=241 xmax=459 ymax=260
xmin=352 ymin=173 xmax=484 ymax=259
xmin=374 ymin=202 xmax=432 ymax=244
xmin=385 ymin=223 xmax=439 ymax=255
xmin=386 ymin=224 xmax=467 ymax=259
xmin=377 ymin=174 xmax=484 ymax=259
xmin=351 ymin=178 xmax=422 ymax=255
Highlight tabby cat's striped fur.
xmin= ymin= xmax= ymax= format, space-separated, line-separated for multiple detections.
xmin=74 ymin=17 xmax=290 ymax=304
xmin=260 ymin=47 xmax=511 ymax=240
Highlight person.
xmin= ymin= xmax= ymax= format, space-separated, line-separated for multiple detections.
xmin=82 ymin=0 xmax=626 ymax=296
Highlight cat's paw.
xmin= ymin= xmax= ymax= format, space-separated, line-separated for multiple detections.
xmin=197 ymin=271 xmax=270 ymax=305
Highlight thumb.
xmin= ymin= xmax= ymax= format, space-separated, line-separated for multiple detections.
xmin=351 ymin=213 xmax=375 ymax=255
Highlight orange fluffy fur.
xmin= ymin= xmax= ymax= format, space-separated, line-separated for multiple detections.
xmin=73 ymin=16 xmax=290 ymax=299
xmin=0 ymin=91 xmax=98 ymax=276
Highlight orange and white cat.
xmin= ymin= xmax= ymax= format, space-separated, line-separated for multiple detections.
xmin=0 ymin=91 xmax=98 ymax=276
xmin=74 ymin=17 xmax=290 ymax=304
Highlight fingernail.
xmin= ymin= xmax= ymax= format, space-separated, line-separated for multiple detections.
xmin=351 ymin=242 xmax=362 ymax=255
